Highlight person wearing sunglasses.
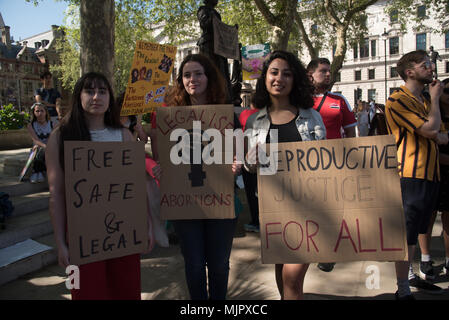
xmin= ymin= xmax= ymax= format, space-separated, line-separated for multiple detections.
xmin=385 ymin=50 xmax=445 ymax=299
xmin=416 ymin=78 xmax=449 ymax=285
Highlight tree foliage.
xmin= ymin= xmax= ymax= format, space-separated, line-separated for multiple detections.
xmin=385 ymin=0 xmax=449 ymax=34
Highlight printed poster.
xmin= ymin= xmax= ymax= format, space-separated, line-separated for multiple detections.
xmin=121 ymin=41 xmax=177 ymax=116
xmin=242 ymin=43 xmax=270 ymax=80
xmin=258 ymin=135 xmax=408 ymax=264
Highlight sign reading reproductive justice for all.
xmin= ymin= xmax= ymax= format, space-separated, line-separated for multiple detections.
xmin=258 ymin=135 xmax=408 ymax=264
xmin=64 ymin=141 xmax=148 ymax=266
xmin=121 ymin=41 xmax=177 ymax=116
xmin=156 ymin=105 xmax=235 ymax=220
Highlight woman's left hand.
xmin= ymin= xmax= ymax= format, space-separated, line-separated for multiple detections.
xmin=232 ymin=156 xmax=242 ymax=176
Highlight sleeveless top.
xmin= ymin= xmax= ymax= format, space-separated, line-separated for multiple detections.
xmin=89 ymin=127 xmax=123 ymax=142
xmin=32 ymin=121 xmax=53 ymax=144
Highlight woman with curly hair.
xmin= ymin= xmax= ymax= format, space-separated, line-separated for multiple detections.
xmin=244 ymin=50 xmax=326 ymax=300
xmin=156 ymin=53 xmax=241 ymax=300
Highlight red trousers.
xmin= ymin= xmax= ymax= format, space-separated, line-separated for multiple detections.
xmin=71 ymin=254 xmax=141 ymax=300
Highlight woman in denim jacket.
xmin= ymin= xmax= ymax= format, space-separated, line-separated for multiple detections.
xmin=244 ymin=51 xmax=326 ymax=299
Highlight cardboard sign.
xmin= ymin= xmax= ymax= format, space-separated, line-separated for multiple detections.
xmin=121 ymin=41 xmax=177 ymax=116
xmin=64 ymin=141 xmax=148 ymax=265
xmin=242 ymin=44 xmax=270 ymax=81
xmin=213 ymin=15 xmax=239 ymax=60
xmin=156 ymin=105 xmax=235 ymax=220
xmin=258 ymin=135 xmax=408 ymax=264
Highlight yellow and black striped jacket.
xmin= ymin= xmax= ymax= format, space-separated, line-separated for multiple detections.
xmin=385 ymin=85 xmax=439 ymax=182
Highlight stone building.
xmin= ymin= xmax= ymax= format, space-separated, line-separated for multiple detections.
xmin=300 ymin=0 xmax=449 ymax=107
xmin=0 ymin=12 xmax=66 ymax=112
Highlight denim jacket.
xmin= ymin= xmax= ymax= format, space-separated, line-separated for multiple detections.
xmin=244 ymin=107 xmax=326 ymax=172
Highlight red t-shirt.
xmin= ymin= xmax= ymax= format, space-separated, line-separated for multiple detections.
xmin=239 ymin=109 xmax=258 ymax=131
xmin=312 ymin=92 xmax=356 ymax=139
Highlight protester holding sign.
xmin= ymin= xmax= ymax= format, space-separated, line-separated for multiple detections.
xmin=385 ymin=50 xmax=445 ymax=299
xmin=244 ymin=51 xmax=326 ymax=300
xmin=45 ymin=72 xmax=144 ymax=300
xmin=160 ymin=53 xmax=241 ymax=300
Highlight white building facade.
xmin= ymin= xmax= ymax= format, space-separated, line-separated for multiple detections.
xmin=303 ymin=0 xmax=449 ymax=107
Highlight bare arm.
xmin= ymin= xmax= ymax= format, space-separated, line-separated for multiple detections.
xmin=416 ymin=80 xmax=443 ymax=139
xmin=344 ymin=126 xmax=356 ymax=138
xmin=45 ymin=129 xmax=69 ymax=268
xmin=27 ymin=123 xmax=46 ymax=148
xmin=149 ymin=128 xmax=159 ymax=161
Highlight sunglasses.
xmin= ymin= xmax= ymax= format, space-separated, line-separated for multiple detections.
xmin=444 ymin=88 xmax=449 ymax=94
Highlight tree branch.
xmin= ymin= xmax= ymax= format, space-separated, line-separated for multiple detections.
xmin=253 ymin=0 xmax=278 ymax=27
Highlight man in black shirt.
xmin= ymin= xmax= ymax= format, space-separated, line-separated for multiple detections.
xmin=35 ymin=71 xmax=62 ymax=124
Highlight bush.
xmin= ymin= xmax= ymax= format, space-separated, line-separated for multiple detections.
xmin=0 ymin=104 xmax=30 ymax=130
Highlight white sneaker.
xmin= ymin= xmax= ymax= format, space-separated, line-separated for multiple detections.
xmin=30 ymin=173 xmax=38 ymax=183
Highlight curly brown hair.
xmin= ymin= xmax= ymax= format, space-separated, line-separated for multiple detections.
xmin=164 ymin=53 xmax=226 ymax=106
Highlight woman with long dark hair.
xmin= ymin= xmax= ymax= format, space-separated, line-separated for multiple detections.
xmin=245 ymin=50 xmax=326 ymax=299
xmin=45 ymin=72 xmax=143 ymax=300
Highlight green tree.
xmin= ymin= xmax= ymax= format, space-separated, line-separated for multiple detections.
xmin=27 ymin=0 xmax=154 ymax=94
xmin=385 ymin=0 xmax=449 ymax=34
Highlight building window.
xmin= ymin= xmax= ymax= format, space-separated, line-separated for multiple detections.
xmin=445 ymin=31 xmax=449 ymax=49
xmin=368 ymin=89 xmax=376 ymax=102
xmin=354 ymin=88 xmax=362 ymax=102
xmin=355 ymin=70 xmax=362 ymax=81
xmin=417 ymin=5 xmax=426 ymax=18
xmin=390 ymin=87 xmax=400 ymax=95
xmin=390 ymin=9 xmax=398 ymax=23
xmin=389 ymin=37 xmax=399 ymax=55
xmin=335 ymin=71 xmax=341 ymax=82
xmin=368 ymin=69 xmax=375 ymax=80
xmin=416 ymin=33 xmax=426 ymax=51
xmin=359 ymin=38 xmax=369 ymax=58
xmin=371 ymin=40 xmax=376 ymax=57
xmin=390 ymin=66 xmax=398 ymax=78
xmin=446 ymin=61 xmax=449 ymax=73
xmin=353 ymin=45 xmax=358 ymax=59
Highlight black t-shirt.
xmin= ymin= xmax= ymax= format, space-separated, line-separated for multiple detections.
xmin=266 ymin=116 xmax=302 ymax=143
xmin=35 ymin=88 xmax=61 ymax=117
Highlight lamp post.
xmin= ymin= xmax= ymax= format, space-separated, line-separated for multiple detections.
xmin=382 ymin=28 xmax=389 ymax=103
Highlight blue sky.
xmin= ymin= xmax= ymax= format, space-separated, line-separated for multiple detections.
xmin=0 ymin=0 xmax=68 ymax=41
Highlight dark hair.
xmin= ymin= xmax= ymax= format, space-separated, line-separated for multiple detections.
xmin=441 ymin=78 xmax=449 ymax=85
xmin=164 ymin=53 xmax=226 ymax=106
xmin=40 ymin=71 xmax=52 ymax=79
xmin=254 ymin=50 xmax=314 ymax=110
xmin=30 ymin=102 xmax=50 ymax=123
xmin=58 ymin=72 xmax=122 ymax=168
xmin=306 ymin=58 xmax=331 ymax=73
xmin=397 ymin=50 xmax=429 ymax=81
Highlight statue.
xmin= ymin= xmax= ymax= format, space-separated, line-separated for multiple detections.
xmin=429 ymin=46 xmax=443 ymax=78
xmin=197 ymin=0 xmax=234 ymax=103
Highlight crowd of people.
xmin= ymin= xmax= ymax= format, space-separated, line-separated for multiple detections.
xmin=22 ymin=48 xmax=447 ymax=300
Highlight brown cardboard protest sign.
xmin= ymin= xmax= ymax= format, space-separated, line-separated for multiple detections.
xmin=64 ymin=141 xmax=148 ymax=266
xmin=156 ymin=105 xmax=235 ymax=220
xmin=258 ymin=135 xmax=408 ymax=264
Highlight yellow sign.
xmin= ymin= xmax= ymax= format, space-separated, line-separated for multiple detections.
xmin=121 ymin=41 xmax=177 ymax=116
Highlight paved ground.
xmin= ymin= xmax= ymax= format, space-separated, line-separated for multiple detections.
xmin=0 ymin=193 xmax=448 ymax=300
